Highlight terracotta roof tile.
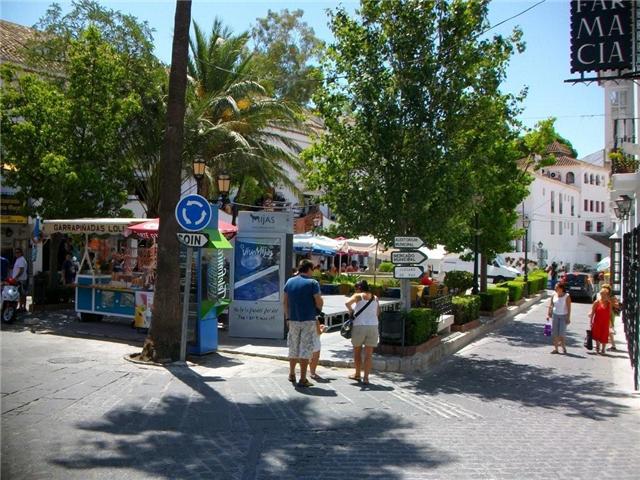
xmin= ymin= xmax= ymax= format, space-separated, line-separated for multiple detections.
xmin=552 ymin=155 xmax=581 ymax=167
xmin=546 ymin=140 xmax=573 ymax=156
xmin=0 ymin=20 xmax=63 ymax=75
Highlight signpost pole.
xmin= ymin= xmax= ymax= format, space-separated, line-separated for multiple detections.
xmin=179 ymin=246 xmax=193 ymax=362
xmin=401 ymin=278 xmax=411 ymax=312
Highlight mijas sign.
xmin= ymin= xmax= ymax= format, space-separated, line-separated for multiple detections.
xmin=570 ymin=0 xmax=633 ymax=73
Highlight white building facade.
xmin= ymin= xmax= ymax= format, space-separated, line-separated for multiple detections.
xmin=515 ymin=142 xmax=612 ymax=270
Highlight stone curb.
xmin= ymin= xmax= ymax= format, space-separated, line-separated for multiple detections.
xmin=219 ymin=291 xmax=549 ymax=374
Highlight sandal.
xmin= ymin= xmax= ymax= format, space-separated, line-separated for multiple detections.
xmin=348 ymin=374 xmax=361 ymax=382
xmin=296 ymin=378 xmax=313 ymax=388
xmin=562 ymin=347 xmax=567 ymax=354
xmin=310 ymin=373 xmax=322 ymax=380
xmin=288 ymin=374 xmax=296 ymax=383
xmin=550 ymin=350 xmax=559 ymax=354
xmin=362 ymin=378 xmax=370 ymax=385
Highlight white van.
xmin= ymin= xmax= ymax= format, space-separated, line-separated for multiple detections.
xmin=441 ymin=253 xmax=521 ymax=283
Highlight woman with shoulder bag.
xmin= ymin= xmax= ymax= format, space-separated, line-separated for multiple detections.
xmin=345 ymin=280 xmax=380 ymax=385
xmin=546 ymin=283 xmax=571 ymax=354
xmin=589 ymin=287 xmax=613 ymax=355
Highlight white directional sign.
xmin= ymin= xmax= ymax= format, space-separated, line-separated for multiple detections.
xmin=177 ymin=232 xmax=209 ymax=248
xmin=391 ymin=250 xmax=428 ymax=265
xmin=393 ymin=265 xmax=424 ymax=279
xmin=394 ymin=236 xmax=424 ymax=249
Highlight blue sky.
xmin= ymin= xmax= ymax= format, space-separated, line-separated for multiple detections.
xmin=1 ymin=0 xmax=604 ymax=157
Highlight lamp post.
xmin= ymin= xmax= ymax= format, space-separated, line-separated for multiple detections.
xmin=615 ymin=194 xmax=632 ymax=224
xmin=471 ymin=194 xmax=483 ymax=295
xmin=537 ymin=241 xmax=544 ymax=269
xmin=193 ymin=158 xmax=206 ymax=195
xmin=522 ymin=215 xmax=531 ymax=296
xmin=217 ymin=173 xmax=231 ymax=210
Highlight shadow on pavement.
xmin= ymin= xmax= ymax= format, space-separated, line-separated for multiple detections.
xmin=48 ymin=365 xmax=451 ymax=479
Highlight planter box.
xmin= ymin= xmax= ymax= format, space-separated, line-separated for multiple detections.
xmin=451 ymin=319 xmax=481 ymax=333
xmin=509 ymin=298 xmax=526 ymax=307
xmin=479 ymin=305 xmax=508 ymax=318
xmin=375 ymin=335 xmax=441 ymax=357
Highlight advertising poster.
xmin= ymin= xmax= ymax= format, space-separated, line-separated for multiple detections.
xmin=233 ymin=237 xmax=281 ymax=301
xmin=134 ymin=291 xmax=154 ymax=329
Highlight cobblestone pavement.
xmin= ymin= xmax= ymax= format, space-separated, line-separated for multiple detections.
xmin=2 ymin=300 xmax=639 ymax=479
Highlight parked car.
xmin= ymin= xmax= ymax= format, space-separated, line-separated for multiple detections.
xmin=563 ymin=273 xmax=596 ymax=302
xmin=441 ymin=253 xmax=521 ymax=284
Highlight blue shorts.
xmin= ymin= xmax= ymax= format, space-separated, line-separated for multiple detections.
xmin=552 ymin=313 xmax=568 ymax=337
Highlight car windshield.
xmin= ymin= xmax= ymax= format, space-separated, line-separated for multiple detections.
xmin=566 ymin=274 xmax=587 ymax=286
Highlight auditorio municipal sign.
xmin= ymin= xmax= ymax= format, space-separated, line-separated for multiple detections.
xmin=570 ymin=0 xmax=633 ymax=73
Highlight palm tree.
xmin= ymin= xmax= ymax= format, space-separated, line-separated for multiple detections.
xmin=185 ymin=19 xmax=306 ymax=207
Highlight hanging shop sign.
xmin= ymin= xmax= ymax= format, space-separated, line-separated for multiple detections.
xmin=570 ymin=0 xmax=633 ymax=73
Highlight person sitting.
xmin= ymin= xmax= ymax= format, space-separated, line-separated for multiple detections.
xmin=420 ymin=271 xmax=434 ymax=286
xmin=345 ymin=260 xmax=359 ymax=273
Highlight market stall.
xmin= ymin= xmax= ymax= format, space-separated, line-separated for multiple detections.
xmin=42 ymin=218 xmax=150 ymax=321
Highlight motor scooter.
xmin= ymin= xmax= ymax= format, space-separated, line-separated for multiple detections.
xmin=1 ymin=277 xmax=20 ymax=323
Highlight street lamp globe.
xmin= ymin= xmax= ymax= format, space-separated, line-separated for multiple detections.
xmin=217 ymin=174 xmax=231 ymax=196
xmin=192 ymin=158 xmax=206 ymax=181
xmin=614 ymin=194 xmax=632 ymax=220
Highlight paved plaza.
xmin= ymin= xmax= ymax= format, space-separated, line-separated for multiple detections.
xmin=2 ymin=299 xmax=639 ymax=479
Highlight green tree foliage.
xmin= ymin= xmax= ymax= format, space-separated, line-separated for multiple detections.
xmin=1 ymin=27 xmax=141 ymax=218
xmin=250 ymin=9 xmax=325 ymax=105
xmin=304 ymin=0 xmax=525 ymax=247
xmin=186 ymin=19 xmax=306 ymax=204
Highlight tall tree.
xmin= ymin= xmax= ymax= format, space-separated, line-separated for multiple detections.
xmin=304 ymin=0 xmax=524 ymax=247
xmin=250 ymin=9 xmax=325 ymax=105
xmin=186 ymin=20 xmax=305 ymax=205
xmin=1 ymin=26 xmax=141 ymax=218
xmin=140 ymin=0 xmax=192 ymax=363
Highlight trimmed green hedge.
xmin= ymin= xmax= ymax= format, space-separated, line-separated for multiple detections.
xmin=444 ymin=271 xmax=474 ymax=295
xmin=514 ymin=272 xmax=547 ymax=294
xmin=479 ymin=287 xmax=509 ymax=311
xmin=452 ymin=295 xmax=480 ymax=325
xmin=495 ymin=281 xmax=524 ymax=303
xmin=405 ymin=308 xmax=439 ymax=345
xmin=379 ymin=261 xmax=394 ymax=272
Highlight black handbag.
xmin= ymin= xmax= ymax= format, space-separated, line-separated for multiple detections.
xmin=584 ymin=329 xmax=593 ymax=350
xmin=341 ymin=296 xmax=375 ymax=339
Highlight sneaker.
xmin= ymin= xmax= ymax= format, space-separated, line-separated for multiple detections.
xmin=296 ymin=378 xmax=313 ymax=388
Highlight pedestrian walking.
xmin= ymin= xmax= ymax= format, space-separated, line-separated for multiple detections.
xmin=546 ymin=283 xmax=571 ymax=354
xmin=11 ymin=248 xmax=28 ymax=311
xmin=589 ymin=287 xmax=613 ymax=355
xmin=547 ymin=262 xmax=558 ymax=290
xmin=345 ymin=280 xmax=380 ymax=385
xmin=283 ymin=259 xmax=323 ymax=388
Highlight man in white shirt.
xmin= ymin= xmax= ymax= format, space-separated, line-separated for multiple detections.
xmin=11 ymin=248 xmax=28 ymax=311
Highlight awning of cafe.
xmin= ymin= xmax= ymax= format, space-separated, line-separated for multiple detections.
xmin=293 ymin=233 xmax=342 ymax=256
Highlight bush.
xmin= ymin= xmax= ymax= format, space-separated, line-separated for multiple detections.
xmin=378 ymin=261 xmax=394 ymax=272
xmin=444 ymin=271 xmax=474 ymax=294
xmin=479 ymin=287 xmax=509 ymax=311
xmin=405 ymin=308 xmax=439 ymax=345
xmin=452 ymin=295 xmax=480 ymax=325
xmin=496 ymin=281 xmax=524 ymax=303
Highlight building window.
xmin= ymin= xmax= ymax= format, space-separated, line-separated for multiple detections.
xmin=595 ymin=202 xmax=599 ymax=213
xmin=590 ymin=200 xmax=594 ymax=211
xmin=571 ymin=197 xmax=575 ymax=216
xmin=597 ymin=222 xmax=604 ymax=232
xmin=595 ymin=253 xmax=602 ymax=262
xmin=584 ymin=199 xmax=588 ymax=211
xmin=601 ymin=201 xmax=605 ymax=212
xmin=550 ymin=191 xmax=555 ymax=213
xmin=550 ymin=221 xmax=555 ymax=235
xmin=585 ymin=221 xmax=592 ymax=232
xmin=566 ymin=172 xmax=575 ymax=184
xmin=559 ymin=193 xmax=563 ymax=214
xmin=584 ymin=172 xmax=588 ymax=183
xmin=595 ymin=175 xmax=600 ymax=186
xmin=590 ymin=174 xmax=594 ymax=184
xmin=559 ymin=222 xmax=563 ymax=235
xmin=571 ymin=223 xmax=574 ymax=235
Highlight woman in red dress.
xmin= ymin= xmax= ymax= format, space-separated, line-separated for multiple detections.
xmin=589 ymin=288 xmax=613 ymax=355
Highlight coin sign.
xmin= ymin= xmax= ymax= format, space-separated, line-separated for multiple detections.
xmin=177 ymin=232 xmax=209 ymax=248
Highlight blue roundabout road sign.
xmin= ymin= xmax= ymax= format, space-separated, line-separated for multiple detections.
xmin=175 ymin=194 xmax=213 ymax=232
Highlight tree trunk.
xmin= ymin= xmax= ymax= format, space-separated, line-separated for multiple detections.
xmin=480 ymin=252 xmax=488 ymax=293
xmin=141 ymin=0 xmax=192 ymax=362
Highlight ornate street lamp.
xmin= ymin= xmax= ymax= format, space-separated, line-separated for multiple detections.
xmin=217 ymin=173 xmax=231 ymax=209
xmin=193 ymin=158 xmax=206 ymax=195
xmin=614 ymin=194 xmax=632 ymax=220
xmin=522 ymin=215 xmax=531 ymax=296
